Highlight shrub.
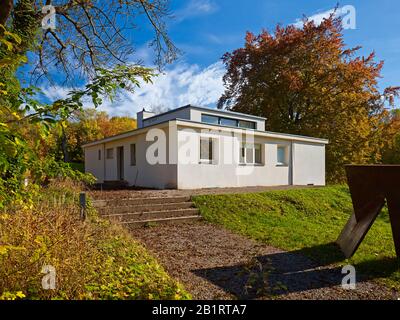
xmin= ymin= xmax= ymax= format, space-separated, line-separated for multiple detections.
xmin=0 ymin=180 xmax=190 ymax=300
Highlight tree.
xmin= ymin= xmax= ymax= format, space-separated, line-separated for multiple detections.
xmin=59 ymin=109 xmax=137 ymax=162
xmin=0 ymin=25 xmax=153 ymax=206
xmin=382 ymin=109 xmax=400 ymax=164
xmin=1 ymin=0 xmax=177 ymax=83
xmin=218 ymin=16 xmax=400 ymax=182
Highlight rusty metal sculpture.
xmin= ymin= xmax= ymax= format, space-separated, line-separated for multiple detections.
xmin=336 ymin=165 xmax=400 ymax=258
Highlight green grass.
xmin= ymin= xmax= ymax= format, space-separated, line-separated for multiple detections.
xmin=193 ymin=186 xmax=400 ymax=289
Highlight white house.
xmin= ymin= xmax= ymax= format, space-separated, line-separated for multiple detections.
xmin=83 ymin=105 xmax=328 ymax=189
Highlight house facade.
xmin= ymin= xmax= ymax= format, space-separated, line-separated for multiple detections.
xmin=83 ymin=105 xmax=328 ymax=189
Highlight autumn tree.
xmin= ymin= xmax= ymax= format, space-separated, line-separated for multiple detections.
xmin=218 ymin=16 xmax=400 ymax=182
xmin=58 ymin=109 xmax=137 ymax=162
xmin=381 ymin=109 xmax=400 ymax=164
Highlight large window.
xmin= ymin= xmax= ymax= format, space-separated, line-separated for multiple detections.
xmin=106 ymin=148 xmax=114 ymax=159
xmin=277 ymin=146 xmax=288 ymax=166
xmin=240 ymin=143 xmax=262 ymax=164
xmin=201 ymin=113 xmax=256 ymax=129
xmin=238 ymin=120 xmax=256 ymax=129
xmin=201 ymin=114 xmax=219 ymax=124
xmin=200 ymin=138 xmax=214 ymax=163
xmin=220 ymin=117 xmax=238 ymax=127
xmin=130 ymin=143 xmax=136 ymax=166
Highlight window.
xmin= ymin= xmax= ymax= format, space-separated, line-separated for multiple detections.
xmin=201 ymin=113 xmax=256 ymax=130
xmin=130 ymin=144 xmax=136 ymax=166
xmin=238 ymin=120 xmax=256 ymax=129
xmin=98 ymin=150 xmax=101 ymax=161
xmin=219 ymin=117 xmax=238 ymax=127
xmin=254 ymin=144 xmax=262 ymax=164
xmin=106 ymin=148 xmax=114 ymax=159
xmin=200 ymin=138 xmax=214 ymax=163
xmin=201 ymin=114 xmax=219 ymax=124
xmin=277 ymin=146 xmax=288 ymax=166
xmin=240 ymin=143 xmax=262 ymax=164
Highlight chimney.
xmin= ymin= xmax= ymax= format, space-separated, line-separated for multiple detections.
xmin=137 ymin=108 xmax=155 ymax=128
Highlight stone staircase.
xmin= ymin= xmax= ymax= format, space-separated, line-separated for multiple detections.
xmin=92 ymin=195 xmax=202 ymax=227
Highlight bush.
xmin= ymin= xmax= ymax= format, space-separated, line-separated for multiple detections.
xmin=0 ymin=180 xmax=190 ymax=300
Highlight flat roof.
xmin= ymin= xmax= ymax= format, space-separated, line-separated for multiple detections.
xmin=143 ymin=104 xmax=267 ymax=122
xmin=82 ymin=118 xmax=328 ymax=148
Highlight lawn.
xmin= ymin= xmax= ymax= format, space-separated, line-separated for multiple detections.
xmin=193 ymin=185 xmax=400 ymax=290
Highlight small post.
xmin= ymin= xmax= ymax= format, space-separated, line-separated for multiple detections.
xmin=79 ymin=192 xmax=86 ymax=221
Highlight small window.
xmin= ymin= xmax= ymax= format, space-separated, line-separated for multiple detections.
xmin=201 ymin=114 xmax=219 ymax=124
xmin=200 ymin=138 xmax=214 ymax=163
xmin=238 ymin=120 xmax=256 ymax=129
xmin=98 ymin=150 xmax=101 ymax=161
xmin=130 ymin=144 xmax=136 ymax=166
xmin=254 ymin=144 xmax=262 ymax=164
xmin=219 ymin=117 xmax=238 ymax=127
xmin=277 ymin=146 xmax=287 ymax=166
xmin=106 ymin=148 xmax=114 ymax=159
xmin=240 ymin=143 xmax=262 ymax=164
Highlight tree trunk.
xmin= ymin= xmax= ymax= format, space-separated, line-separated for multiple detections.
xmin=0 ymin=0 xmax=13 ymax=25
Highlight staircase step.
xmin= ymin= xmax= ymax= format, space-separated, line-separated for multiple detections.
xmin=93 ymin=196 xmax=191 ymax=208
xmin=104 ymin=208 xmax=200 ymax=222
xmin=123 ymin=215 xmax=203 ymax=228
xmin=98 ymin=202 xmax=194 ymax=214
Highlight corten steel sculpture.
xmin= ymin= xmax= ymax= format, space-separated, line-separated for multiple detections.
xmin=336 ymin=165 xmax=400 ymax=258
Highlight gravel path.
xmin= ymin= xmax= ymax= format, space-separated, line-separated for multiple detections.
xmin=131 ymin=221 xmax=397 ymax=300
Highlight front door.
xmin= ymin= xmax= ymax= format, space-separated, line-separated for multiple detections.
xmin=117 ymin=146 xmax=124 ymax=180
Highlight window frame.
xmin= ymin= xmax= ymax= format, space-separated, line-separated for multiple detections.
xmin=238 ymin=120 xmax=256 ymax=129
xmin=239 ymin=142 xmax=263 ymax=165
xmin=201 ymin=114 xmax=219 ymax=125
xmin=219 ymin=117 xmax=238 ymax=127
xmin=106 ymin=148 xmax=114 ymax=160
xmin=199 ymin=137 xmax=215 ymax=164
xmin=201 ymin=113 xmax=256 ymax=130
xmin=276 ymin=145 xmax=288 ymax=166
xmin=130 ymin=143 xmax=136 ymax=166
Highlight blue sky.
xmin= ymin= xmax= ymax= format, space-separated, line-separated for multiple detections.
xmin=44 ymin=0 xmax=400 ymax=117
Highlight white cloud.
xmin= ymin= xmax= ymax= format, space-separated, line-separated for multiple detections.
xmin=41 ymin=61 xmax=227 ymax=118
xmin=293 ymin=8 xmax=336 ymax=28
xmin=99 ymin=61 xmax=226 ymax=117
xmin=174 ymin=0 xmax=218 ymax=22
xmin=293 ymin=5 xmax=356 ymax=30
xmin=40 ymin=85 xmax=74 ymax=101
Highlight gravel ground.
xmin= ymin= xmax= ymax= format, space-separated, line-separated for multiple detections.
xmin=131 ymin=221 xmax=397 ymax=300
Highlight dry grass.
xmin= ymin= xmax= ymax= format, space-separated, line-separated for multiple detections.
xmin=0 ymin=179 xmax=190 ymax=300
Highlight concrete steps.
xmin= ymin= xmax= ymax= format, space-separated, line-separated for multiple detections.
xmin=93 ymin=196 xmax=191 ymax=208
xmin=92 ymin=195 xmax=202 ymax=227
xmin=96 ymin=201 xmax=194 ymax=215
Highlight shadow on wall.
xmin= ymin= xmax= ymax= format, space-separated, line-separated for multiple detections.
xmin=192 ymin=243 xmax=400 ymax=299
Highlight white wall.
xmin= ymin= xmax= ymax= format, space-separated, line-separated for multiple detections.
xmin=84 ymin=145 xmax=105 ymax=183
xmin=292 ymin=142 xmax=325 ymax=186
xmin=143 ymin=108 xmax=191 ymax=128
xmin=84 ymin=121 xmax=326 ymax=189
xmin=176 ymin=127 xmax=292 ymax=189
xmin=85 ymin=126 xmax=178 ymax=189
